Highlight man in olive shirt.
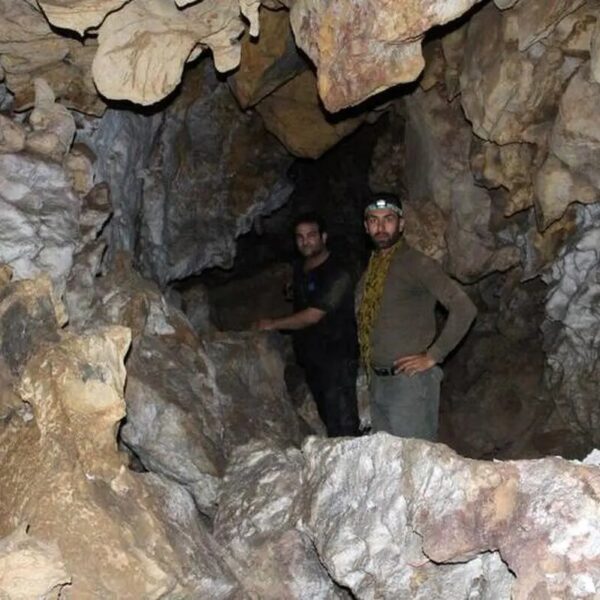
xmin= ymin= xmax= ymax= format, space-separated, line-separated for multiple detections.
xmin=257 ymin=213 xmax=359 ymax=437
xmin=358 ymin=193 xmax=476 ymax=441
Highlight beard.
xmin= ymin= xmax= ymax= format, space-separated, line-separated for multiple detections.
xmin=298 ymin=242 xmax=325 ymax=258
xmin=372 ymin=230 xmax=401 ymax=249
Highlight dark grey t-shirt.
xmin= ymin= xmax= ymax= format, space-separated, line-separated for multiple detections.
xmin=360 ymin=242 xmax=476 ymax=365
xmin=292 ymin=255 xmax=358 ymax=364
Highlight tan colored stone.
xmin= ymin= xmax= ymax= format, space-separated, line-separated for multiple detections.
xmin=25 ymin=79 xmax=76 ymax=162
xmin=0 ymin=527 xmax=70 ymax=600
xmin=404 ymin=84 xmax=519 ymax=281
xmin=441 ymin=24 xmax=468 ymax=99
xmin=510 ymin=0 xmax=586 ymax=51
xmin=592 ymin=17 xmax=600 ymax=83
xmin=460 ymin=3 xmax=579 ymax=146
xmin=403 ymin=200 xmax=447 ymax=263
xmin=92 ymin=0 xmax=245 ymax=105
xmin=0 ymin=1 xmax=103 ymax=113
xmin=230 ymin=8 xmax=306 ymax=108
xmin=534 ymin=155 xmax=599 ymax=231
xmin=470 ymin=140 xmax=536 ymax=216
xmin=548 ymin=63 xmax=600 ymax=194
xmin=256 ymin=70 xmax=365 ymax=158
xmin=551 ymin=3 xmax=597 ymax=57
xmin=290 ymin=0 xmax=485 ymax=112
xmin=64 ymin=144 xmax=95 ymax=198
xmin=420 ymin=40 xmax=446 ymax=92
xmin=37 ymin=0 xmax=130 ymax=36
xmin=0 ymin=114 xmax=25 ymax=154
xmin=0 ymin=322 xmax=193 ymax=597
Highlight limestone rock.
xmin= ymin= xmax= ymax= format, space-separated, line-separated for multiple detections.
xmin=133 ymin=62 xmax=292 ymax=284
xmin=470 ymin=139 xmax=536 ymax=217
xmin=229 ymin=8 xmax=307 ymax=108
xmin=63 ymin=143 xmax=95 ymax=197
xmin=0 ymin=0 xmax=103 ymax=113
xmin=25 ymin=79 xmax=76 ymax=162
xmin=460 ymin=2 xmax=580 ymax=145
xmin=441 ymin=24 xmax=468 ymax=100
xmin=368 ymin=105 xmax=405 ymax=194
xmin=37 ymin=0 xmax=131 ymax=36
xmin=66 ymin=252 xmax=195 ymax=340
xmin=123 ymin=333 xmax=224 ymax=513
xmin=0 ymin=152 xmax=81 ymax=298
xmin=591 ymin=16 xmax=600 ymax=83
xmin=141 ymin=473 xmax=245 ymax=598
xmin=0 ymin=527 xmax=70 ymax=600
xmin=289 ymin=0 xmax=485 ymax=112
xmin=534 ymin=63 xmax=600 ymax=230
xmin=180 ymin=284 xmax=214 ymax=334
xmin=404 ymin=85 xmax=519 ymax=282
xmin=543 ymin=205 xmax=600 ymax=446
xmin=92 ymin=0 xmax=245 ymax=105
xmin=301 ymin=434 xmax=600 ymax=599
xmin=534 ymin=154 xmax=599 ymax=230
xmin=548 ymin=63 xmax=600 ymax=193
xmin=510 ymin=0 xmax=586 ymax=51
xmin=202 ymin=332 xmax=304 ymax=456
xmin=0 ymin=114 xmax=25 ymax=154
xmin=76 ymin=108 xmax=163 ymax=262
xmin=256 ymin=71 xmax=365 ymax=158
xmin=1 ymin=326 xmax=176 ymax=597
xmin=214 ymin=442 xmax=349 ymax=599
xmin=81 ymin=63 xmax=291 ymax=284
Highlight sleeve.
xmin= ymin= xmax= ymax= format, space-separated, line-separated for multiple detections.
xmin=310 ymin=268 xmax=353 ymax=313
xmin=412 ymin=252 xmax=477 ymax=363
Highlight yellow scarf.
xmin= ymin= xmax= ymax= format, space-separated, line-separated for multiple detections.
xmin=357 ymin=242 xmax=401 ymax=372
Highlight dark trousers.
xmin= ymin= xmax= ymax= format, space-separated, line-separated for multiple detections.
xmin=303 ymin=357 xmax=359 ymax=437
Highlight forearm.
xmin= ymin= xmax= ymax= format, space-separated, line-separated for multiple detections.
xmin=269 ymin=307 xmax=325 ymax=330
xmin=427 ymin=297 xmax=477 ymax=362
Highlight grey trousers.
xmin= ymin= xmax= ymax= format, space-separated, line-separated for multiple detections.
xmin=369 ymin=366 xmax=443 ymax=441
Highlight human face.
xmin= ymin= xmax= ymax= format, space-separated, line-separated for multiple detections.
xmin=295 ymin=222 xmax=327 ymax=259
xmin=364 ymin=209 xmax=404 ymax=250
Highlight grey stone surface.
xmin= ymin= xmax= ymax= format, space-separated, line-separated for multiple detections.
xmin=214 ymin=442 xmax=349 ymax=599
xmin=82 ymin=62 xmax=292 ymax=286
xmin=142 ymin=473 xmax=246 ymax=599
xmin=0 ymin=153 xmax=80 ymax=298
xmin=543 ymin=205 xmax=600 ymax=445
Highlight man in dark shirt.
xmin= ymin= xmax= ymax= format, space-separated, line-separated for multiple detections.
xmin=257 ymin=213 xmax=359 ymax=437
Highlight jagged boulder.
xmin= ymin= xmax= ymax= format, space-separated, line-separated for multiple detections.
xmin=214 ymin=442 xmax=350 ymax=599
xmin=0 ymin=276 xmax=244 ymax=598
xmin=300 ymin=435 xmax=600 ymax=600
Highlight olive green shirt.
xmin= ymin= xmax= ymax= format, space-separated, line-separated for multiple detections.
xmin=359 ymin=241 xmax=477 ymax=365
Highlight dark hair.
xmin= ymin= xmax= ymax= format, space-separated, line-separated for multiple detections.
xmin=293 ymin=212 xmax=327 ymax=236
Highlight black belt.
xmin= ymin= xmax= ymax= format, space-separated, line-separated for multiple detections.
xmin=371 ymin=365 xmax=396 ymax=377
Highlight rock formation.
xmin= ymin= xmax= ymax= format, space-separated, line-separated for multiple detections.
xmin=83 ymin=61 xmax=292 ymax=285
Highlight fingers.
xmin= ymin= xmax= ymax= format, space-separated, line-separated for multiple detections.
xmin=394 ymin=353 xmax=434 ymax=376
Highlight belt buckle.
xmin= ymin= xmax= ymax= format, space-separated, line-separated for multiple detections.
xmin=373 ymin=365 xmax=395 ymax=377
